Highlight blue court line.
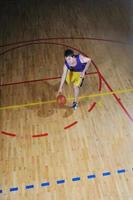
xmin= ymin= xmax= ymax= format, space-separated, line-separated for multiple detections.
xmin=117 ymin=169 xmax=126 ymax=174
xmin=25 ymin=185 xmax=34 ymax=190
xmin=102 ymin=172 xmax=111 ymax=176
xmin=87 ymin=174 xmax=96 ymax=179
xmin=57 ymin=179 xmax=65 ymax=184
xmin=72 ymin=177 xmax=81 ymax=182
xmin=10 ymin=187 xmax=18 ymax=192
xmin=41 ymin=182 xmax=50 ymax=187
xmin=0 ymin=168 xmax=130 ymax=194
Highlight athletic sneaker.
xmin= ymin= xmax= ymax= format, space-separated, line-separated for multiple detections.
xmin=72 ymin=102 xmax=78 ymax=110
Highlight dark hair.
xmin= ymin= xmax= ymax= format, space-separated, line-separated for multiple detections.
xmin=64 ymin=49 xmax=74 ymax=57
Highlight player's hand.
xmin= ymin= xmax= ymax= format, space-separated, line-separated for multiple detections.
xmin=80 ymin=72 xmax=85 ymax=78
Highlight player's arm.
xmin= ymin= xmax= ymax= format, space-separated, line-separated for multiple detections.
xmin=57 ymin=64 xmax=68 ymax=95
xmin=79 ymin=54 xmax=91 ymax=78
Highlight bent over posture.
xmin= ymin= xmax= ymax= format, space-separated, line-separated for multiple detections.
xmin=57 ymin=49 xmax=91 ymax=110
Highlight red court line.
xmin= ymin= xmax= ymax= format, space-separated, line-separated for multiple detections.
xmin=0 ymin=40 xmax=132 ymax=123
xmin=91 ymin=61 xmax=133 ymax=123
xmin=0 ymin=131 xmax=16 ymax=137
xmin=88 ymin=102 xmax=97 ymax=112
xmin=63 ymin=46 xmax=133 ymax=123
xmin=32 ymin=133 xmax=48 ymax=138
xmin=0 ymin=37 xmax=133 ymax=48
xmin=0 ymin=76 xmax=61 ymax=87
xmin=98 ymin=74 xmax=102 ymax=91
xmin=0 ymin=72 xmax=97 ymax=87
xmin=64 ymin=121 xmax=78 ymax=129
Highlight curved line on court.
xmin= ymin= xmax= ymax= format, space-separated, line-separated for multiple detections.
xmin=66 ymin=46 xmax=133 ymax=123
xmin=0 ymin=40 xmax=103 ymax=104
xmin=88 ymin=102 xmax=97 ymax=112
xmin=92 ymin=61 xmax=133 ymax=123
xmin=64 ymin=121 xmax=78 ymax=129
xmin=32 ymin=133 xmax=48 ymax=138
xmin=0 ymin=36 xmax=133 ymax=48
xmin=0 ymin=40 xmax=132 ymax=123
xmin=0 ymin=131 xmax=16 ymax=137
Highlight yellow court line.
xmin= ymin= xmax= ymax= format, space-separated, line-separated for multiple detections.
xmin=79 ymin=87 xmax=133 ymax=99
xmin=0 ymin=87 xmax=133 ymax=111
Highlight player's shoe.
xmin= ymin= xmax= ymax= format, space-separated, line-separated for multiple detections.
xmin=72 ymin=102 xmax=78 ymax=110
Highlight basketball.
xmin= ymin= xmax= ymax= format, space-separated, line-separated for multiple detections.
xmin=56 ymin=94 xmax=66 ymax=106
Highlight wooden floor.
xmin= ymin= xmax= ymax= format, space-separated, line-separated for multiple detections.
xmin=0 ymin=0 xmax=133 ymax=199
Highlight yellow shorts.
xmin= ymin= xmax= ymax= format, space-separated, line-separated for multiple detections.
xmin=66 ymin=71 xmax=81 ymax=87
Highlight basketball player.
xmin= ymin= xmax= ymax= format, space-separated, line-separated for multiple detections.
xmin=57 ymin=49 xmax=91 ymax=110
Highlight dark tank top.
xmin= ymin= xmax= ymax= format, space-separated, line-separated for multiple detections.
xmin=65 ymin=55 xmax=87 ymax=72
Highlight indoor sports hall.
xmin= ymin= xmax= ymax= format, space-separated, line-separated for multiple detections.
xmin=0 ymin=1 xmax=133 ymax=199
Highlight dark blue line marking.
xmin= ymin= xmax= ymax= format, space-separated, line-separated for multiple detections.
xmin=57 ymin=179 xmax=65 ymax=184
xmin=72 ymin=177 xmax=80 ymax=182
xmin=87 ymin=174 xmax=96 ymax=179
xmin=0 ymin=190 xmax=2 ymax=193
xmin=102 ymin=172 xmax=111 ymax=176
xmin=117 ymin=169 xmax=126 ymax=174
xmin=25 ymin=185 xmax=34 ymax=190
xmin=10 ymin=187 xmax=18 ymax=192
xmin=41 ymin=182 xmax=50 ymax=187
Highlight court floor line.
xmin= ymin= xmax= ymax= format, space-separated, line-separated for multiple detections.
xmin=0 ymin=36 xmax=133 ymax=48
xmin=0 ymin=40 xmax=132 ymax=122
xmin=0 ymin=87 xmax=133 ymax=111
xmin=88 ymin=102 xmax=97 ymax=112
xmin=0 ymin=72 xmax=97 ymax=87
xmin=0 ymin=167 xmax=129 ymax=195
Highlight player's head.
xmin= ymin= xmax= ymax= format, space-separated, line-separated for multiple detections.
xmin=64 ymin=49 xmax=75 ymax=65
xmin=64 ymin=49 xmax=74 ymax=57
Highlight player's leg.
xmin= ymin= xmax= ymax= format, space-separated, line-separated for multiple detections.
xmin=72 ymin=72 xmax=82 ymax=110
xmin=72 ymin=85 xmax=79 ymax=110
